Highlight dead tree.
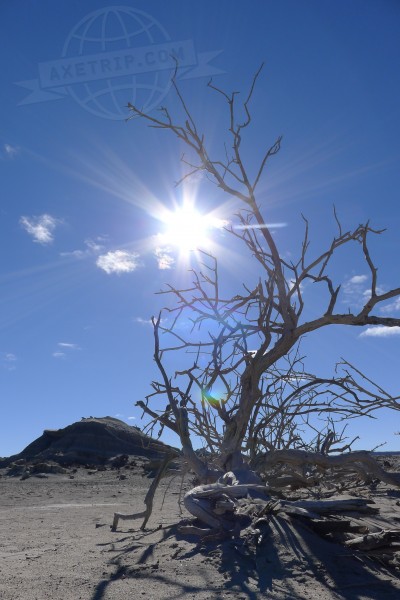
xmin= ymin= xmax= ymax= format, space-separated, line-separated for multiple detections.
xmin=113 ymin=66 xmax=400 ymax=532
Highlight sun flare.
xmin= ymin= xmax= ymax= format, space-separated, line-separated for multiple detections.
xmin=160 ymin=203 xmax=218 ymax=254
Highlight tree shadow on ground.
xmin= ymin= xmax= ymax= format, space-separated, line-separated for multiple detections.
xmin=90 ymin=519 xmax=400 ymax=600
xmin=91 ymin=524 xmax=221 ymax=600
xmin=214 ymin=514 xmax=400 ymax=599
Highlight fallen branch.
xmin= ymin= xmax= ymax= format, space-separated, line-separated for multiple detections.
xmin=280 ymin=498 xmax=377 ymax=516
xmin=256 ymin=449 xmax=400 ymax=488
xmin=180 ymin=468 xmax=267 ymax=530
xmin=308 ymin=519 xmax=369 ymax=535
xmin=344 ymin=529 xmax=400 ymax=551
xmin=112 ymin=453 xmax=175 ymax=531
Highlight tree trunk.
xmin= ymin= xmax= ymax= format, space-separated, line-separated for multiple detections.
xmin=220 ymin=372 xmax=259 ymax=468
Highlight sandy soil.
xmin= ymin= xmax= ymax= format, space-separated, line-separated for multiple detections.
xmin=1 ymin=461 xmax=400 ymax=600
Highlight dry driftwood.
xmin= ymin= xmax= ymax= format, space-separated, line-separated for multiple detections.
xmin=183 ymin=470 xmax=268 ymax=530
xmin=264 ymin=474 xmax=318 ymax=490
xmin=308 ymin=519 xmax=369 ymax=535
xmin=280 ymin=498 xmax=378 ymax=516
xmin=344 ymin=530 xmax=400 ymax=551
xmin=175 ymin=468 xmax=400 ymax=574
xmin=179 ymin=470 xmax=380 ymax=538
xmin=112 ymin=453 xmax=175 ymax=531
xmin=256 ymin=449 xmax=400 ymax=488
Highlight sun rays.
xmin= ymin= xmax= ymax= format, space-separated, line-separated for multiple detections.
xmin=34 ymin=143 xmax=266 ymax=276
xmin=156 ymin=195 xmax=227 ymax=258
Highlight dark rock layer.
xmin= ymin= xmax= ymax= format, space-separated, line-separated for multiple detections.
xmin=0 ymin=417 xmax=178 ymax=467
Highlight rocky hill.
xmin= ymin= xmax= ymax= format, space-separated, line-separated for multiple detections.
xmin=0 ymin=417 xmax=178 ymax=467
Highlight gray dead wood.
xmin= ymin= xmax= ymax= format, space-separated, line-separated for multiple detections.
xmin=256 ymin=449 xmax=400 ymax=488
xmin=128 ymin=70 xmax=400 ymax=472
xmin=183 ymin=482 xmax=268 ymax=529
xmin=121 ymin=71 xmax=400 ymax=573
xmin=279 ymin=498 xmax=378 ymax=515
xmin=180 ymin=486 xmax=380 ymax=544
xmin=180 ymin=469 xmax=268 ymax=531
xmin=344 ymin=530 xmax=400 ymax=551
xmin=112 ymin=453 xmax=174 ymax=531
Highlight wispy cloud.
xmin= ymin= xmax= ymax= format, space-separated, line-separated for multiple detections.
xmin=53 ymin=342 xmax=81 ymax=358
xmin=348 ymin=274 xmax=368 ymax=285
xmin=2 ymin=143 xmax=19 ymax=158
xmin=114 ymin=414 xmax=136 ymax=422
xmin=134 ymin=316 xmax=167 ymax=328
xmin=287 ymin=277 xmax=305 ymax=294
xmin=360 ymin=326 xmax=400 ymax=338
xmin=134 ymin=317 xmax=153 ymax=326
xmin=20 ymin=214 xmax=59 ymax=244
xmin=1 ymin=352 xmax=17 ymax=370
xmin=154 ymin=247 xmax=175 ymax=270
xmin=58 ymin=342 xmax=80 ymax=350
xmin=341 ymin=274 xmax=377 ymax=307
xmin=96 ymin=250 xmax=140 ymax=274
xmin=380 ymin=297 xmax=400 ymax=314
xmin=342 ymin=274 xmax=368 ymax=298
xmin=60 ymin=237 xmax=107 ymax=259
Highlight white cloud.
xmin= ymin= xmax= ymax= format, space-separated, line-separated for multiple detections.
xmin=53 ymin=342 xmax=80 ymax=358
xmin=348 ymin=274 xmax=368 ymax=285
xmin=3 ymin=143 xmax=19 ymax=158
xmin=114 ymin=414 xmax=138 ymax=422
xmin=85 ymin=237 xmax=106 ymax=252
xmin=341 ymin=274 xmax=383 ymax=308
xmin=154 ymin=247 xmax=175 ymax=270
xmin=20 ymin=214 xmax=59 ymax=244
xmin=362 ymin=286 xmax=385 ymax=300
xmin=60 ymin=249 xmax=86 ymax=259
xmin=58 ymin=342 xmax=80 ymax=350
xmin=60 ymin=237 xmax=107 ymax=259
xmin=342 ymin=274 xmax=368 ymax=298
xmin=96 ymin=250 xmax=140 ymax=274
xmin=134 ymin=317 xmax=153 ymax=326
xmin=1 ymin=352 xmax=17 ymax=370
xmin=380 ymin=297 xmax=400 ymax=314
xmin=360 ymin=326 xmax=400 ymax=338
xmin=287 ymin=278 xmax=305 ymax=294
xmin=134 ymin=316 xmax=167 ymax=327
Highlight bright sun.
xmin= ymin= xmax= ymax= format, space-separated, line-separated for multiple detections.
xmin=161 ymin=203 xmax=215 ymax=254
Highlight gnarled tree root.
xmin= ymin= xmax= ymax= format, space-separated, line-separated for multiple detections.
xmin=179 ymin=474 xmax=381 ymax=541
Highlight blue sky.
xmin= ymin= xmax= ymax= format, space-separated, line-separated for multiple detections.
xmin=1 ymin=0 xmax=400 ymax=456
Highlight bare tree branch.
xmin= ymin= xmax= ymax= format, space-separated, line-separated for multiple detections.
xmin=126 ymin=66 xmax=400 ymax=482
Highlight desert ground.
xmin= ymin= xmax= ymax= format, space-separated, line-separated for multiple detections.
xmin=1 ymin=458 xmax=400 ymax=600
xmin=0 ymin=459 xmax=400 ymax=600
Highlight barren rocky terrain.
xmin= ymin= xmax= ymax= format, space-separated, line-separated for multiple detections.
xmin=2 ymin=456 xmax=400 ymax=600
